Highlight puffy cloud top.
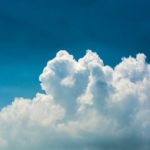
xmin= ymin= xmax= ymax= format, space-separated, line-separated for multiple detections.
xmin=0 ymin=50 xmax=150 ymax=150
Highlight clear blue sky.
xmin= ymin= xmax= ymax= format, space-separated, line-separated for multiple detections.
xmin=0 ymin=0 xmax=150 ymax=107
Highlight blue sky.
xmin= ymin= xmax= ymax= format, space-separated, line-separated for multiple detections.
xmin=0 ymin=0 xmax=150 ymax=107
xmin=0 ymin=1 xmax=150 ymax=149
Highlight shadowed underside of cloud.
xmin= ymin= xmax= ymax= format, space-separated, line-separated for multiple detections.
xmin=0 ymin=50 xmax=150 ymax=150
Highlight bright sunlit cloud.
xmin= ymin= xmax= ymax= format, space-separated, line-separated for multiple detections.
xmin=0 ymin=50 xmax=150 ymax=150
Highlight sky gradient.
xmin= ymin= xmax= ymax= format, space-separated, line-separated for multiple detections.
xmin=0 ymin=1 xmax=150 ymax=149
xmin=0 ymin=0 xmax=150 ymax=107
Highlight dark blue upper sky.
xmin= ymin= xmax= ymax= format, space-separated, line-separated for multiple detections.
xmin=0 ymin=0 xmax=150 ymax=107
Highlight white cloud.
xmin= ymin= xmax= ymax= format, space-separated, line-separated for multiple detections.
xmin=0 ymin=50 xmax=150 ymax=150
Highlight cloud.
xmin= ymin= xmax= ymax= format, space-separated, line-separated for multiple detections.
xmin=0 ymin=50 xmax=150 ymax=150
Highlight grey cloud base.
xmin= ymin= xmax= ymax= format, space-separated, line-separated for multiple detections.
xmin=0 ymin=50 xmax=150 ymax=150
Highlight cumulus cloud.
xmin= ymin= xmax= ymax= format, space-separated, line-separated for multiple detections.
xmin=0 ymin=50 xmax=150 ymax=150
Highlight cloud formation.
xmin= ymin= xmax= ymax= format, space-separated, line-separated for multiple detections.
xmin=0 ymin=50 xmax=150 ymax=150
